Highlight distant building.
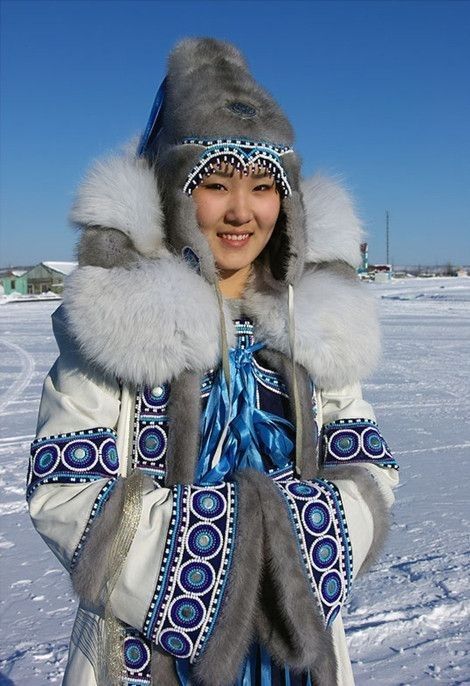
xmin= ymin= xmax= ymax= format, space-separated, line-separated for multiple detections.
xmin=2 ymin=268 xmax=31 ymax=295
xmin=2 ymin=262 xmax=77 ymax=295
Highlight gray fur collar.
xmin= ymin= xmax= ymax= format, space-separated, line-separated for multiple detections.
xmin=65 ymin=151 xmax=378 ymax=390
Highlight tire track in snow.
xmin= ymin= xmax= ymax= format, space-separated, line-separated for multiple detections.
xmin=0 ymin=339 xmax=35 ymax=413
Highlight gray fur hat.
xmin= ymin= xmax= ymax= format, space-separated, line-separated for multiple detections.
xmin=140 ymin=37 xmax=306 ymax=286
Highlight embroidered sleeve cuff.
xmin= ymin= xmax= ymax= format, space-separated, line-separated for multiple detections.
xmin=321 ymin=418 xmax=398 ymax=470
xmin=28 ymin=427 xmax=120 ymax=499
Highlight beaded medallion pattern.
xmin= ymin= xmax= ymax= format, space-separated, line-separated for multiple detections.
xmin=131 ymin=384 xmax=170 ymax=486
xmin=144 ymin=482 xmax=238 ymax=662
xmin=275 ymin=477 xmax=353 ymax=626
xmin=122 ymin=628 xmax=152 ymax=685
xmin=181 ymin=138 xmax=293 ymax=198
xmin=27 ymin=428 xmax=119 ymax=499
xmin=322 ymin=418 xmax=397 ymax=470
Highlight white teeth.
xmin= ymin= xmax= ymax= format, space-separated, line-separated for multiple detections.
xmin=219 ymin=233 xmax=250 ymax=241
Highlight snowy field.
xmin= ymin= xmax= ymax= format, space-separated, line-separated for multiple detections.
xmin=0 ymin=277 xmax=469 ymax=685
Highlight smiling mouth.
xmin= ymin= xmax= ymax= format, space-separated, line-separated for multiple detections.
xmin=216 ymin=232 xmax=253 ymax=248
xmin=217 ymin=232 xmax=252 ymax=241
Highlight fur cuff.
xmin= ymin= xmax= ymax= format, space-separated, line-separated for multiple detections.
xmin=245 ymin=470 xmax=338 ymax=686
xmin=321 ymin=465 xmax=391 ymax=574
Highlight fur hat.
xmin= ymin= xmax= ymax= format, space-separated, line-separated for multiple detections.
xmin=140 ymin=37 xmax=306 ymax=286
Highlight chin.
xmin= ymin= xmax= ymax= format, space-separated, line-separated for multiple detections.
xmin=216 ymin=256 xmax=253 ymax=274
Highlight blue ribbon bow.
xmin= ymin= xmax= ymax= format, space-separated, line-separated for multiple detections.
xmin=196 ymin=341 xmax=294 ymax=485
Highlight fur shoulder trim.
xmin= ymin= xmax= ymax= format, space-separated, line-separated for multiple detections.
xmin=70 ymin=152 xmax=167 ymax=259
xmin=302 ymin=174 xmax=363 ymax=268
xmin=63 ymin=256 xmax=234 ymax=386
xmin=244 ymin=264 xmax=380 ymax=390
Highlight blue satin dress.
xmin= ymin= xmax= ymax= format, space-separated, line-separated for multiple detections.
xmin=175 ymin=319 xmax=314 ymax=686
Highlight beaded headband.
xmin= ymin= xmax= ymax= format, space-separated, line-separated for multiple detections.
xmin=181 ymin=138 xmax=294 ymax=198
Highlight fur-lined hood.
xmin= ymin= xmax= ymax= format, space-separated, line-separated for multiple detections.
xmin=64 ymin=150 xmax=379 ymax=391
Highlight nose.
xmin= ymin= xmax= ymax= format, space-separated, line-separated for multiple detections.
xmin=224 ymin=187 xmax=253 ymax=226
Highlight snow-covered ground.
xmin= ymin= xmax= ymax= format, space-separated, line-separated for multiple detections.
xmin=0 ymin=277 xmax=469 ymax=685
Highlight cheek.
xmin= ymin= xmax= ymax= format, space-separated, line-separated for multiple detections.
xmin=192 ymin=193 xmax=218 ymax=233
xmin=261 ymin=196 xmax=281 ymax=233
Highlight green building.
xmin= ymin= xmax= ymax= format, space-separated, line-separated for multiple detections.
xmin=2 ymin=262 xmax=76 ymax=296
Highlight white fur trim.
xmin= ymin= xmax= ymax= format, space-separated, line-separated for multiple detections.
xmin=245 ymin=268 xmax=380 ymax=390
xmin=70 ymin=154 xmax=167 ymax=259
xmin=63 ymin=257 xmax=234 ymax=386
xmin=302 ymin=174 xmax=363 ymax=268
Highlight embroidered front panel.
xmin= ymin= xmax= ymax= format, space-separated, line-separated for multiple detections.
xmin=132 ymin=385 xmax=170 ymax=485
xmin=27 ymin=428 xmax=119 ymax=499
xmin=274 ymin=477 xmax=353 ymax=626
xmin=322 ymin=419 xmax=398 ymax=470
xmin=122 ymin=628 xmax=152 ymax=686
xmin=144 ymin=482 xmax=238 ymax=662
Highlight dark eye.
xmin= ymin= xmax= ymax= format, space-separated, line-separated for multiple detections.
xmin=204 ymin=183 xmax=226 ymax=191
xmin=254 ymin=183 xmax=274 ymax=191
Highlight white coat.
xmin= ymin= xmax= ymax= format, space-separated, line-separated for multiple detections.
xmin=28 ymin=152 xmax=399 ymax=686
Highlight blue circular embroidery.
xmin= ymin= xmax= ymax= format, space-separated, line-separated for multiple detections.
xmin=159 ymin=629 xmax=192 ymax=658
xmin=311 ymin=536 xmax=338 ymax=570
xmin=321 ymin=570 xmax=343 ymax=605
xmin=286 ymin=481 xmax=320 ymax=500
xmin=138 ymin=426 xmax=167 ymax=461
xmin=62 ymin=440 xmax=98 ymax=472
xmin=143 ymin=384 xmax=170 ymax=409
xmin=362 ymin=428 xmax=385 ymax=458
xmin=100 ymin=438 xmax=119 ymax=474
xmin=170 ymin=597 xmax=205 ymax=630
xmin=191 ymin=490 xmax=226 ymax=519
xmin=33 ymin=444 xmax=60 ymax=477
xmin=124 ymin=637 xmax=150 ymax=673
xmin=179 ymin=560 xmax=214 ymax=595
xmin=329 ymin=430 xmax=360 ymax=460
xmin=302 ymin=501 xmax=331 ymax=535
xmin=187 ymin=523 xmax=222 ymax=559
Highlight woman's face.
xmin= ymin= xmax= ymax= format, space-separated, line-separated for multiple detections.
xmin=192 ymin=164 xmax=281 ymax=276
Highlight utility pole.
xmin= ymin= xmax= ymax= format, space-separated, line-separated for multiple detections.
xmin=385 ymin=210 xmax=390 ymax=265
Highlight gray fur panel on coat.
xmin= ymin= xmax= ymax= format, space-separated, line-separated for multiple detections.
xmin=245 ymin=469 xmax=338 ymax=686
xmin=164 ymin=369 xmax=203 ymax=486
xmin=71 ymin=476 xmax=127 ymax=609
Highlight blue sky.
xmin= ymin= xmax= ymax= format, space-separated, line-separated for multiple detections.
xmin=1 ymin=0 xmax=469 ymax=267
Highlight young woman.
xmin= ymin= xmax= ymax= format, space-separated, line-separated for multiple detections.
xmin=28 ymin=38 xmax=399 ymax=686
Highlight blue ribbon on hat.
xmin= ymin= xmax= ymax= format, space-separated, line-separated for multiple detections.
xmin=138 ymin=76 xmax=167 ymax=157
